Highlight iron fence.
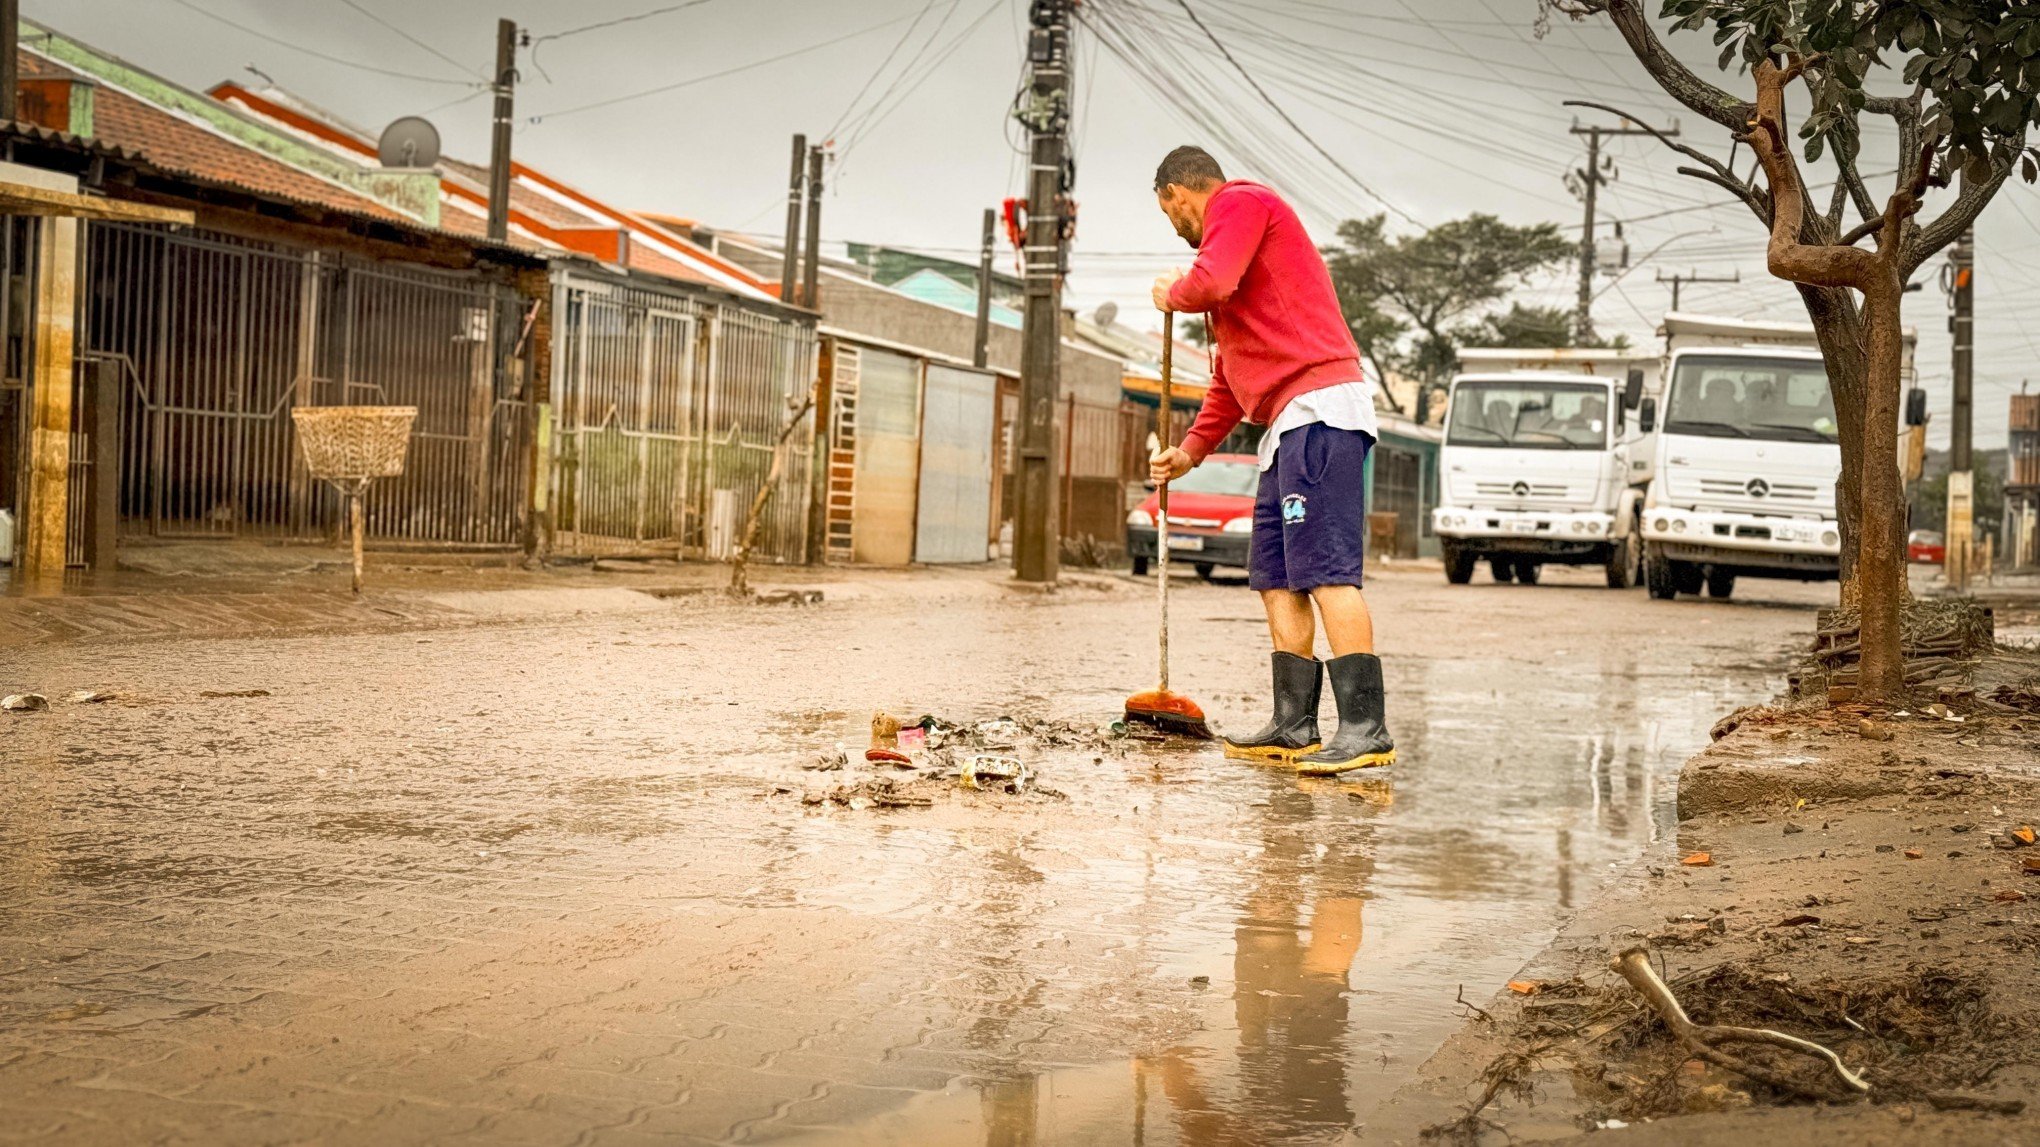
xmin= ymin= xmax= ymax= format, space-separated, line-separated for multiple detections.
xmin=550 ymin=274 xmax=814 ymax=563
xmin=77 ymin=221 xmax=529 ymax=547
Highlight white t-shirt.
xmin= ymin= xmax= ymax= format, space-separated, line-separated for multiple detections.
xmin=1255 ymin=380 xmax=1380 ymax=472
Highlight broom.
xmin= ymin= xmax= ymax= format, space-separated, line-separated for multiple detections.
xmin=1124 ymin=311 xmax=1214 ymax=740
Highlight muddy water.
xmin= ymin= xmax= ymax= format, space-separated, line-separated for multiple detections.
xmin=0 ymin=566 xmax=1827 ymax=1145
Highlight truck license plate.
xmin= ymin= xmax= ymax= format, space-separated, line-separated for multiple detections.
xmin=1167 ymin=535 xmax=1205 ymax=551
xmin=1509 ymin=520 xmax=1538 ymax=534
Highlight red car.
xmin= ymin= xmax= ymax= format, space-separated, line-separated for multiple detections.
xmin=1907 ymin=529 xmax=1945 ymax=564
xmin=1125 ymin=452 xmax=1259 ymax=578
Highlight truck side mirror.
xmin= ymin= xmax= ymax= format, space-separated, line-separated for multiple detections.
xmin=1623 ymin=368 xmax=1644 ymax=411
xmin=1905 ymin=387 xmax=1929 ymax=427
xmin=1638 ymin=396 xmax=1657 ymax=434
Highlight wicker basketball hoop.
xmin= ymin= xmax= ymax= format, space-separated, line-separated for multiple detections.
xmin=290 ymin=406 xmax=418 ymax=594
xmin=292 ymin=406 xmax=417 ymax=481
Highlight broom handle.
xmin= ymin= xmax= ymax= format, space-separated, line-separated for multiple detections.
xmin=1156 ymin=312 xmax=1173 ymax=692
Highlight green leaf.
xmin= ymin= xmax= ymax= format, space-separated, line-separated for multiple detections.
xmin=1904 ymin=54 xmax=1931 ymax=84
xmin=2021 ymin=154 xmax=2036 ymax=184
xmin=1900 ymin=18 xmax=1924 ymax=51
xmin=1805 ymin=134 xmax=1826 ymax=163
xmin=1720 ymin=40 xmax=1740 ymax=71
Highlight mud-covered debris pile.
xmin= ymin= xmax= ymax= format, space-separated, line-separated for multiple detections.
xmin=774 ymin=713 xmax=1153 ymax=811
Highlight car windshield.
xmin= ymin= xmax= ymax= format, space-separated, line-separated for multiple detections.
xmin=1446 ymin=380 xmax=1611 ymax=450
xmin=1666 ymin=355 xmax=1837 ymax=443
xmin=1172 ymin=460 xmax=1259 ymax=497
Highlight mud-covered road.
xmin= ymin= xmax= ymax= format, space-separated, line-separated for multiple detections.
xmin=0 ymin=564 xmax=1829 ymax=1145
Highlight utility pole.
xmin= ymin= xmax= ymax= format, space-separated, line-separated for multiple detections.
xmin=1946 ymin=217 xmax=1976 ymax=590
xmin=1 ymin=0 xmax=19 ymax=123
xmin=486 ymin=18 xmax=520 ymax=243
xmin=779 ymin=133 xmax=806 ymax=304
xmin=1012 ymin=0 xmax=1073 ymax=583
xmin=973 ymin=207 xmax=996 ymax=369
xmin=1655 ymin=268 xmax=1738 ymax=312
xmin=1569 ymin=119 xmax=1673 ymax=343
xmin=800 ymin=144 xmax=824 ymax=310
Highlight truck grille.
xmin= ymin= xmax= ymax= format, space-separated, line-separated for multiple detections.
xmin=1474 ymin=481 xmax=1571 ymax=498
xmin=1697 ymin=478 xmax=1819 ymax=502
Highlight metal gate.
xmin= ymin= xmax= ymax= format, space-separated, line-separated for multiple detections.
xmin=914 ymin=364 xmax=995 ymax=563
xmin=550 ymin=274 xmax=814 ymax=562
xmin=1371 ymin=443 xmax=1423 ymax=558
xmin=850 ymin=347 xmax=921 ymax=566
xmin=79 ymin=221 xmax=530 ymax=545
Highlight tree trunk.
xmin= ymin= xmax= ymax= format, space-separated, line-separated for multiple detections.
xmin=1795 ymin=284 xmax=1867 ymax=597
xmin=1855 ymin=274 xmax=1908 ymax=699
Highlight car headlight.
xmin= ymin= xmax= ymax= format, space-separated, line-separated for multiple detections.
xmin=1570 ymin=520 xmax=1584 ymax=534
xmin=1672 ymin=519 xmax=1687 ymax=533
xmin=1223 ymin=517 xmax=1253 ymax=534
xmin=1653 ymin=517 xmax=1670 ymax=533
xmin=1127 ymin=508 xmax=1154 ymax=528
xmin=1821 ymin=529 xmax=1839 ymax=547
xmin=1586 ymin=519 xmax=1605 ymax=534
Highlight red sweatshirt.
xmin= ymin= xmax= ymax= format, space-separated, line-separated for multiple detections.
xmin=1166 ymin=180 xmax=1362 ymax=462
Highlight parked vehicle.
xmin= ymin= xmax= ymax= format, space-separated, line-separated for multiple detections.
xmin=1639 ymin=313 xmax=1916 ymax=600
xmin=1431 ymin=367 xmax=1655 ymax=587
xmin=1126 ymin=452 xmax=1259 ymax=579
xmin=1908 ymin=529 xmax=1946 ymax=564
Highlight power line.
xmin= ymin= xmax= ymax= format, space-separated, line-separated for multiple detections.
xmin=835 ymin=0 xmax=1007 ymax=174
xmin=1170 ymin=0 xmax=1422 ymax=225
xmin=334 ymin=0 xmax=486 ymax=82
xmin=825 ymin=0 xmax=947 ymax=142
xmin=525 ymin=11 xmax=922 ymax=124
xmin=165 ymin=0 xmax=483 ymax=87
xmin=527 ymin=0 xmax=723 ymax=80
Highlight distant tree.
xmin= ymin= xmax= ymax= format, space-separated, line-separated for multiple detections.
xmin=1543 ymin=0 xmax=2040 ymax=700
xmin=1325 ymin=214 xmax=1574 ymax=389
xmin=1179 ymin=316 xmax=1211 ymax=347
xmin=1455 ymin=303 xmax=1633 ymax=350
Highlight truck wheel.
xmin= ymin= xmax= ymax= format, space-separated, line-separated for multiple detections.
xmin=1443 ymin=541 xmax=1475 ymax=585
xmin=1604 ymin=533 xmax=1638 ymax=589
xmin=1194 ymin=562 xmax=1215 ymax=581
xmin=1674 ymin=563 xmax=1705 ymax=596
xmin=1489 ymin=558 xmax=1515 ymax=584
xmin=1516 ymin=561 xmax=1542 ymax=585
xmin=1706 ymin=569 xmax=1736 ymax=599
xmin=1131 ymin=556 xmax=1150 ymax=577
xmin=1644 ymin=544 xmax=1678 ymax=600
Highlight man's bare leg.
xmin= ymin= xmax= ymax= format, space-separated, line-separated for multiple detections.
xmin=1261 ymin=589 xmax=1315 ymax=657
xmin=1308 ymin=584 xmax=1374 ymax=656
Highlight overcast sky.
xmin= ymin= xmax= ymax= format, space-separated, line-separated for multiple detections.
xmin=40 ymin=0 xmax=2040 ymax=449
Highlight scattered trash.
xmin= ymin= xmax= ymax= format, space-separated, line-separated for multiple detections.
xmin=1991 ymin=889 xmax=2026 ymax=903
xmin=1857 ymin=719 xmax=1894 ymax=741
xmin=804 ymin=747 xmax=848 ymax=772
xmin=896 ymin=725 xmax=927 ymax=752
xmin=1845 ymin=936 xmax=1876 ymax=945
xmin=2023 ymin=856 xmax=2040 ymax=877
xmin=1920 ymin=702 xmax=1963 ymax=722
xmin=1680 ymin=852 xmax=1714 ymax=867
xmin=66 ymin=691 xmax=114 ymax=704
xmin=1506 ymin=980 xmax=1542 ymax=995
xmin=2 ymin=693 xmax=48 ymax=712
xmin=1189 ymin=975 xmax=1210 ymax=987
xmin=1903 ymin=848 xmax=1924 ymax=860
xmin=961 ymin=754 xmax=1032 ymax=794
xmin=1778 ymin=914 xmax=1821 ymax=927
xmin=865 ymin=711 xmax=911 ymax=764
xmin=2013 ymin=826 xmax=2036 ymax=846
xmin=199 ymin=689 xmax=271 ymax=699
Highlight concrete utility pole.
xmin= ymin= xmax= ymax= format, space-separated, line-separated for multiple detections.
xmin=973 ymin=207 xmax=996 ymax=369
xmin=1655 ymin=268 xmax=1739 ymax=311
xmin=485 ymin=18 xmax=519 ymax=243
xmin=1012 ymin=0 xmax=1073 ymax=583
xmin=779 ymin=133 xmax=806 ymax=304
xmin=800 ymin=144 xmax=824 ymax=309
xmin=1946 ymin=220 xmax=1976 ymax=590
xmin=1569 ymin=119 xmax=1673 ymax=343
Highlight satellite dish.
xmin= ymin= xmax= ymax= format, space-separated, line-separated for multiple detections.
xmin=1092 ymin=300 xmax=1119 ymax=328
xmin=377 ymin=116 xmax=441 ymax=168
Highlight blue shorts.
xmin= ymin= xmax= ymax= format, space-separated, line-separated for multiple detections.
xmin=1248 ymin=423 xmax=1372 ymax=592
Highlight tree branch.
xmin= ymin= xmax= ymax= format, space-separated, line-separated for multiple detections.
xmin=1566 ymin=98 xmax=1768 ymax=224
xmin=1747 ymin=58 xmax=1878 ymax=290
xmin=1587 ymin=0 xmax=1754 ymax=133
xmin=1903 ymin=131 xmax=2025 ymax=278
xmin=1838 ymin=215 xmax=1885 ymax=248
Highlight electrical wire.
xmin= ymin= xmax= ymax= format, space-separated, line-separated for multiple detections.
xmin=334 ymin=0 xmax=487 ymax=82
xmin=165 ymin=0 xmax=484 ymax=88
xmin=524 ymin=10 xmax=923 ymax=124
xmin=527 ymin=0 xmax=723 ymax=81
xmin=834 ymin=0 xmax=1008 ymax=176
xmin=826 ymin=0 xmax=948 ymax=143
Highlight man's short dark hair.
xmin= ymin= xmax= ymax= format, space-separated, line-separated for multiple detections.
xmin=1154 ymin=145 xmax=1225 ymax=194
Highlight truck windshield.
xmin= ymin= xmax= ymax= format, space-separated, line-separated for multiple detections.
xmin=1446 ymin=380 xmax=1611 ymax=450
xmin=1665 ymin=355 xmax=1837 ymax=443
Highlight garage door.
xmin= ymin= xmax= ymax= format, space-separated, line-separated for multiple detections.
xmin=850 ymin=348 xmax=921 ymax=565
xmin=914 ymin=365 xmax=996 ymax=563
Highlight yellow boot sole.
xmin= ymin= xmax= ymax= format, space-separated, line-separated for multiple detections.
xmin=1223 ymin=741 xmax=1322 ymax=767
xmin=1296 ymin=749 xmax=1396 ymax=777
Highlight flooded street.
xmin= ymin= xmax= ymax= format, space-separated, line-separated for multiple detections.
xmin=0 ymin=565 xmax=1827 ymax=1145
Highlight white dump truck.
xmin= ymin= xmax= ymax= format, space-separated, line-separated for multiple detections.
xmin=1638 ymin=312 xmax=1917 ymax=600
xmin=1431 ymin=347 xmax=1662 ymax=587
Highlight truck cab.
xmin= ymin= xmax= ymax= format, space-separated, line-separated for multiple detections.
xmin=1431 ymin=370 xmax=1652 ymax=587
xmin=1640 ymin=345 xmax=1842 ymax=599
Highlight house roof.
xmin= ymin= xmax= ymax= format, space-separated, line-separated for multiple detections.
xmin=888 ymin=267 xmax=1023 ymax=330
xmin=17 ymin=50 xmax=413 ymax=227
xmin=208 ymin=81 xmax=783 ymax=302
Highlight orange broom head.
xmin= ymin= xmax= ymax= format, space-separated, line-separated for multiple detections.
xmin=1124 ymin=689 xmax=1214 ymax=740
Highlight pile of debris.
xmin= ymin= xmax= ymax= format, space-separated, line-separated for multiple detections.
xmin=1793 ymin=600 xmax=1995 ymax=702
xmin=773 ymin=711 xmax=1141 ymax=811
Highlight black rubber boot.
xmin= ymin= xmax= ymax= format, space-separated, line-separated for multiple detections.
xmin=1297 ymin=653 xmax=1395 ymax=775
xmin=1222 ymin=652 xmax=1323 ymax=765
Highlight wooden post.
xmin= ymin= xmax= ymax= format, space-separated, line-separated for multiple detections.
xmin=20 ymin=217 xmax=78 ymax=580
xmin=85 ymin=357 xmax=119 ymax=571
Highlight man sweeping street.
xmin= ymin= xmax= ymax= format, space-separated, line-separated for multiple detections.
xmin=1148 ymin=145 xmax=1394 ymax=774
